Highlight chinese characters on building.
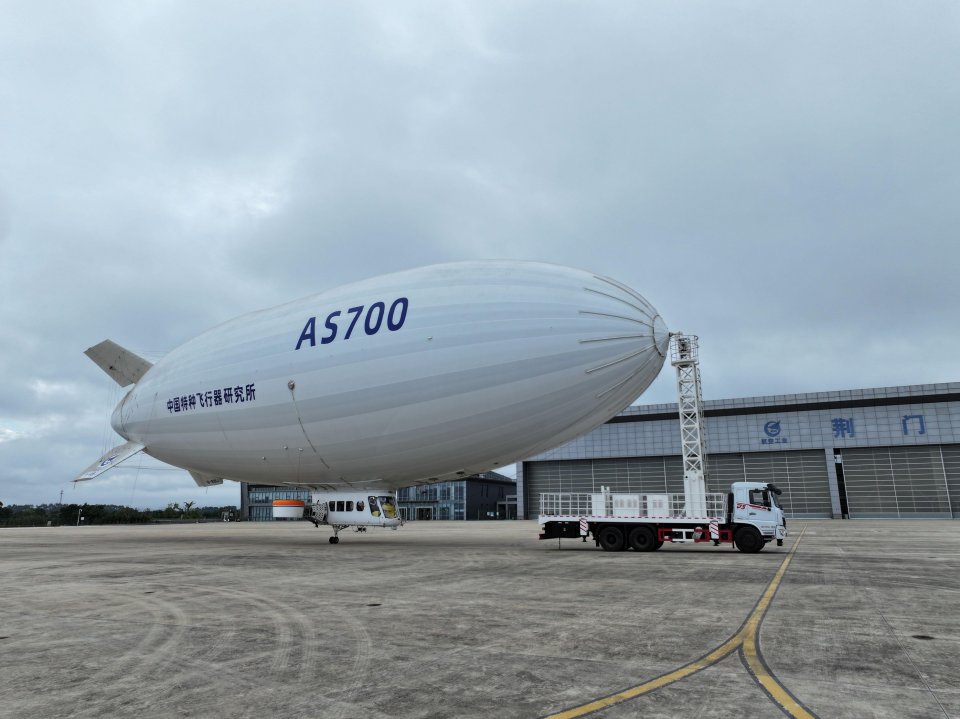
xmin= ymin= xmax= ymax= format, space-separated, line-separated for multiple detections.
xmin=761 ymin=413 xmax=930 ymax=444
xmin=902 ymin=414 xmax=926 ymax=435
xmin=167 ymin=383 xmax=256 ymax=413
xmin=831 ymin=418 xmax=855 ymax=438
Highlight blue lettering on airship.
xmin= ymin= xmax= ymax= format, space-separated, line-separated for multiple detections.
xmin=296 ymin=297 xmax=408 ymax=350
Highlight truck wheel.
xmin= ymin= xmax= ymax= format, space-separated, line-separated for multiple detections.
xmin=628 ymin=526 xmax=656 ymax=552
xmin=735 ymin=527 xmax=763 ymax=553
xmin=597 ymin=526 xmax=625 ymax=552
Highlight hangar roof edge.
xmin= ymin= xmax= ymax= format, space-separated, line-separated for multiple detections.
xmin=614 ymin=382 xmax=960 ymax=423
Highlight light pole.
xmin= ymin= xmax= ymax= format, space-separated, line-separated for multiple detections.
xmin=76 ymin=508 xmax=83 ymax=527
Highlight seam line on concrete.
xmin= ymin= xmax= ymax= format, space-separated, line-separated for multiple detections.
xmin=835 ymin=547 xmax=951 ymax=718
xmin=541 ymin=527 xmax=812 ymax=719
xmin=875 ymin=612 xmax=950 ymax=718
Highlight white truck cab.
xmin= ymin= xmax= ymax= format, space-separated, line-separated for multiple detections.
xmin=730 ymin=481 xmax=788 ymax=549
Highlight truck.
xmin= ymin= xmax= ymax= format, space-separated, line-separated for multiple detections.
xmin=537 ymin=481 xmax=788 ymax=553
xmin=536 ymin=334 xmax=788 ymax=553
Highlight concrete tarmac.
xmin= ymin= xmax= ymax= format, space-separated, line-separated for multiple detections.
xmin=0 ymin=520 xmax=957 ymax=718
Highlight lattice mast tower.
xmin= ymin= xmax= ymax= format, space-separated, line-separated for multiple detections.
xmin=671 ymin=333 xmax=708 ymax=518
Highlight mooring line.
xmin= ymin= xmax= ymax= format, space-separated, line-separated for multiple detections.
xmin=542 ymin=527 xmax=812 ymax=719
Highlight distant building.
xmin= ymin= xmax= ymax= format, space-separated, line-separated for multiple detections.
xmin=239 ymin=471 xmax=516 ymax=521
xmin=240 ymin=484 xmax=311 ymax=521
xmin=396 ymin=471 xmax=516 ymax=520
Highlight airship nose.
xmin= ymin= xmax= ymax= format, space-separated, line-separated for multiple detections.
xmin=579 ymin=273 xmax=670 ymax=400
xmin=653 ymin=313 xmax=670 ymax=357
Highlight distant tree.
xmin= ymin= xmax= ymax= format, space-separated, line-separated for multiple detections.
xmin=198 ymin=505 xmax=238 ymax=519
xmin=82 ymin=504 xmax=102 ymax=524
xmin=0 ymin=504 xmax=49 ymax=526
xmin=0 ymin=501 xmax=229 ymax=526
xmin=157 ymin=502 xmax=182 ymax=519
xmin=58 ymin=504 xmax=80 ymax=525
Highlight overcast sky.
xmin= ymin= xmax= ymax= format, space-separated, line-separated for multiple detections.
xmin=1 ymin=1 xmax=957 ymax=509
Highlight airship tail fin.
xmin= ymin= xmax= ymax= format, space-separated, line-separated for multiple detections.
xmin=75 ymin=440 xmax=145 ymax=482
xmin=84 ymin=340 xmax=153 ymax=387
xmin=189 ymin=470 xmax=224 ymax=487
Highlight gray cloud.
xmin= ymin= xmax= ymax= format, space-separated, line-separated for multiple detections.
xmin=1 ymin=1 xmax=957 ymax=506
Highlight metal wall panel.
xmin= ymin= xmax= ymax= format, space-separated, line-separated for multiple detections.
xmin=938 ymin=445 xmax=960 ymax=518
xmin=840 ymin=446 xmax=952 ymax=518
xmin=707 ymin=450 xmax=832 ymax=518
xmin=523 ymin=457 xmax=685 ymax=518
xmin=706 ymin=454 xmax=745 ymax=493
xmin=523 ymin=449 xmax=831 ymax=518
xmin=742 ymin=451 xmax=833 ymax=518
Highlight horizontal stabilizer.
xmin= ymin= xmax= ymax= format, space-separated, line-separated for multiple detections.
xmin=75 ymin=440 xmax=145 ymax=482
xmin=84 ymin=340 xmax=153 ymax=387
xmin=189 ymin=471 xmax=224 ymax=488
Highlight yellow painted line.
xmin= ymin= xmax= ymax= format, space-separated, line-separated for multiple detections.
xmin=740 ymin=527 xmax=816 ymax=719
xmin=545 ymin=632 xmax=743 ymax=719
xmin=543 ymin=527 xmax=809 ymax=719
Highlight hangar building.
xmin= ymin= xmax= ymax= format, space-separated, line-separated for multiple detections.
xmin=518 ymin=383 xmax=960 ymax=520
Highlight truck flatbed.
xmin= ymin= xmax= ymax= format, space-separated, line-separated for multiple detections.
xmin=537 ymin=485 xmax=786 ymax=553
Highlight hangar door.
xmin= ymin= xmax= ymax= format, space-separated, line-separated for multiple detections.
xmin=708 ymin=450 xmax=833 ymax=518
xmin=523 ymin=450 xmax=832 ymax=519
xmin=839 ymin=446 xmax=953 ymax=518
xmin=522 ymin=457 xmax=684 ymax=519
xmin=944 ymin=445 xmax=960 ymax=518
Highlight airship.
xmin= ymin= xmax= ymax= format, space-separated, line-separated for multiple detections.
xmin=78 ymin=261 xmax=669 ymax=540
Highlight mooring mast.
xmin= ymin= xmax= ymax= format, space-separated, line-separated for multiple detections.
xmin=670 ymin=333 xmax=708 ymax=517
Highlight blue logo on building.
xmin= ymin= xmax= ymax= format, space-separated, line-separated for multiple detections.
xmin=761 ymin=420 xmax=789 ymax=445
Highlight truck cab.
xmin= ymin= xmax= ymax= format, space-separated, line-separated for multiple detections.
xmin=730 ymin=482 xmax=788 ymax=550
